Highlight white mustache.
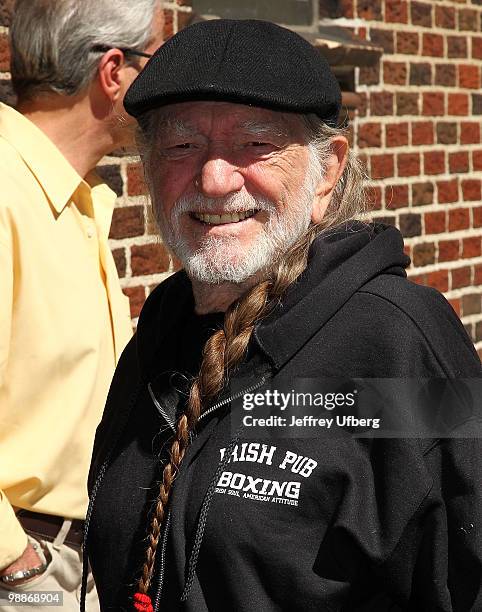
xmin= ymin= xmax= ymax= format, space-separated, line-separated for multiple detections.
xmin=171 ymin=192 xmax=277 ymax=220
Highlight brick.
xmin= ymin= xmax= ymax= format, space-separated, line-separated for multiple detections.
xmin=374 ymin=215 xmax=396 ymax=226
xmin=449 ymin=151 xmax=470 ymax=173
xmin=448 ymin=208 xmax=470 ymax=231
xmin=370 ymin=28 xmax=394 ymax=53
xmin=449 ymin=298 xmax=461 ymax=318
xmin=386 ymin=184 xmax=409 ymax=208
xmin=0 ymin=34 xmax=9 ymax=72
xmin=413 ymin=242 xmax=435 ymax=266
xmin=0 ymin=0 xmax=14 ymax=27
xmin=475 ymin=264 xmax=482 ymax=285
xmin=123 ymin=286 xmax=146 ymax=319
xmin=131 ymin=243 xmax=170 ymax=276
xmin=96 ymin=164 xmax=123 ymax=197
xmin=411 ymin=2 xmax=433 ymax=27
xmin=412 ymin=121 xmax=434 ymax=145
xmin=358 ymin=122 xmax=382 ymax=148
xmin=357 ymin=92 xmax=368 ymax=118
xmin=357 ymin=0 xmax=382 ymax=19
xmin=365 ymin=186 xmax=383 ymax=210
xmin=473 ymin=150 xmax=482 ymax=171
xmin=424 ymin=211 xmax=446 ymax=234
xmin=112 ymin=248 xmax=126 ymax=278
xmin=426 ymin=269 xmax=449 ymax=293
xmin=404 ymin=245 xmax=412 ymax=261
xmin=399 ymin=213 xmax=421 ymax=237
xmin=435 ymin=64 xmax=456 ymax=87
xmin=461 ymin=294 xmax=481 ymax=316
xmin=386 ymin=122 xmax=409 ymax=147
xmin=110 ymin=206 xmax=145 ymax=239
xmin=397 ymin=32 xmax=419 ymax=55
xmin=437 ymin=179 xmax=459 ymax=203
xmin=462 ymin=236 xmax=482 ymax=258
xmin=383 ymin=61 xmax=407 ymax=85
xmin=398 ymin=153 xmax=420 ymax=176
xmin=410 ymin=62 xmax=432 ymax=85
xmin=451 ymin=266 xmax=472 ymax=289
xmin=447 ymin=36 xmax=468 ymax=58
xmin=460 ymin=121 xmax=480 ymax=144
xmin=371 ymin=154 xmax=395 ymax=179
xmin=435 ymin=5 xmax=456 ymax=29
xmin=473 ymin=37 xmax=482 ymax=60
xmin=424 ymin=151 xmax=445 ymax=175
xmin=458 ymin=8 xmax=478 ymax=31
xmin=473 ymin=94 xmax=482 ymax=115
xmin=439 ymin=239 xmax=460 ymax=262
xmin=476 ymin=322 xmax=482 ymax=344
xmin=436 ymin=122 xmax=457 ymax=144
xmin=422 ymin=33 xmax=444 ymax=57
xmin=474 ymin=206 xmax=482 ymax=227
xmin=422 ymin=92 xmax=444 ymax=116
xmin=386 ymin=0 xmax=408 ymax=23
xmin=448 ymin=93 xmax=469 ymax=115
xmin=359 ymin=66 xmax=380 ymax=85
xmin=126 ymin=163 xmax=147 ymax=196
xmin=459 ymin=64 xmax=481 ymax=89
xmin=396 ymin=92 xmax=419 ymax=115
xmin=320 ymin=0 xmax=355 ymax=18
xmin=412 ymin=182 xmax=434 ymax=206
xmin=370 ymin=92 xmax=394 ymax=115
xmin=409 ymin=273 xmax=425 ymax=285
xmin=462 ymin=179 xmax=482 ymax=201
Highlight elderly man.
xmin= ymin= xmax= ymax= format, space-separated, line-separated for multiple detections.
xmin=0 ymin=0 xmax=163 ymax=609
xmin=84 ymin=20 xmax=481 ymax=612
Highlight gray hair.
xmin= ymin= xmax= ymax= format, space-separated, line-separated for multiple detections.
xmin=137 ymin=109 xmax=370 ymax=232
xmin=301 ymin=115 xmax=370 ymax=231
xmin=10 ymin=0 xmax=161 ymax=100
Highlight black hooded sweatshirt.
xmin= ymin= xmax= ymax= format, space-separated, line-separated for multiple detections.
xmin=83 ymin=222 xmax=482 ymax=612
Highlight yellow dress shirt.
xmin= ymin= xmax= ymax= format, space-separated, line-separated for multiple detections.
xmin=0 ymin=103 xmax=132 ymax=568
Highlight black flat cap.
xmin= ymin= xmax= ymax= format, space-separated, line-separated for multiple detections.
xmin=124 ymin=19 xmax=342 ymax=126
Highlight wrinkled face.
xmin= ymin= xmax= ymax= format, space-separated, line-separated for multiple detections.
xmin=144 ymin=101 xmax=322 ymax=284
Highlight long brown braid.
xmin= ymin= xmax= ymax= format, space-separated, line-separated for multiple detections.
xmin=136 ymin=225 xmax=323 ymax=596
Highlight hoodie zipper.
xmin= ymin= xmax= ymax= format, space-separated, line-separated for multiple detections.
xmin=151 ymin=375 xmax=269 ymax=608
xmin=153 ymin=509 xmax=171 ymax=612
xmin=197 ymin=375 xmax=268 ymax=424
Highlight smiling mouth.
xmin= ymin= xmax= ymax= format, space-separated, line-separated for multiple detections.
xmin=190 ymin=210 xmax=258 ymax=225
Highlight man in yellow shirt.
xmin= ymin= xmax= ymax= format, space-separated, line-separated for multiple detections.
xmin=0 ymin=0 xmax=164 ymax=608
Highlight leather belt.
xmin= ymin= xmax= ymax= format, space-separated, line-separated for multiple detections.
xmin=16 ymin=510 xmax=84 ymax=549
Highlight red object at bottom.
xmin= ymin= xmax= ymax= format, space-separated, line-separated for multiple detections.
xmin=133 ymin=592 xmax=153 ymax=612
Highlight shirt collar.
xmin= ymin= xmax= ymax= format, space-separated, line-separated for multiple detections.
xmin=0 ymin=102 xmax=84 ymax=214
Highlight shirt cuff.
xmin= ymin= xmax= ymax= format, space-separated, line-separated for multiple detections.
xmin=0 ymin=491 xmax=28 ymax=570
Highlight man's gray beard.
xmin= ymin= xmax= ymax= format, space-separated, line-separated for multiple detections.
xmin=153 ymin=158 xmax=320 ymax=284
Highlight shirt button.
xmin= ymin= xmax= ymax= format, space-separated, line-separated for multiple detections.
xmin=87 ymin=229 xmax=93 ymax=239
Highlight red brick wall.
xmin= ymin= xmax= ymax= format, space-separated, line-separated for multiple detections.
xmin=1 ymin=0 xmax=481 ymax=358
xmin=331 ymin=0 xmax=482 ymax=358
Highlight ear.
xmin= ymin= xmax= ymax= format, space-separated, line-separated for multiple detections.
xmin=97 ymin=49 xmax=126 ymax=103
xmin=311 ymin=136 xmax=349 ymax=224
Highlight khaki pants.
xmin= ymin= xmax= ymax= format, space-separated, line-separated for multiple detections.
xmin=0 ymin=528 xmax=99 ymax=611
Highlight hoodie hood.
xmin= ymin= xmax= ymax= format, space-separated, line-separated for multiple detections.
xmin=136 ymin=221 xmax=410 ymax=379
